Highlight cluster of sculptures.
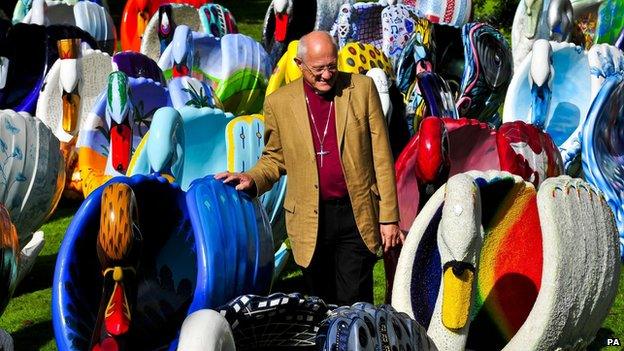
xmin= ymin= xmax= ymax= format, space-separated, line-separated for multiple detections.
xmin=0 ymin=0 xmax=620 ymax=350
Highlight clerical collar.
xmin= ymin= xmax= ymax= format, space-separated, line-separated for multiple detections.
xmin=303 ymin=80 xmax=335 ymax=102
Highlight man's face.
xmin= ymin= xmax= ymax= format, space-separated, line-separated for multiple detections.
xmin=296 ymin=46 xmax=338 ymax=93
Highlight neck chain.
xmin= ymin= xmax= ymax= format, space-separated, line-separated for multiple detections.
xmin=304 ymin=95 xmax=333 ymax=167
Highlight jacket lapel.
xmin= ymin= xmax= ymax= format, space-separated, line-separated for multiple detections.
xmin=334 ymin=73 xmax=353 ymax=155
xmin=289 ymin=80 xmax=316 ymax=159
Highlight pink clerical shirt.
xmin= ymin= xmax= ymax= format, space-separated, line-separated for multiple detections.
xmin=303 ymin=82 xmax=348 ymax=200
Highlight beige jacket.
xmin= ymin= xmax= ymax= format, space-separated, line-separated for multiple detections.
xmin=246 ymin=72 xmax=400 ymax=267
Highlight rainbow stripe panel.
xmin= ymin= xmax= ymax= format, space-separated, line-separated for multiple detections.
xmin=467 ymin=176 xmax=543 ymax=349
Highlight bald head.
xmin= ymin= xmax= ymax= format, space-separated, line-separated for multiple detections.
xmin=295 ymin=31 xmax=339 ymax=93
xmin=296 ymin=31 xmax=337 ymax=62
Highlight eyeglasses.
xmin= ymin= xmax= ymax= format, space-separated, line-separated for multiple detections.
xmin=300 ymin=61 xmax=338 ymax=76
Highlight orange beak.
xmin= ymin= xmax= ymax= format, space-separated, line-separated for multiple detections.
xmin=62 ymin=90 xmax=81 ymax=134
xmin=137 ymin=11 xmax=150 ymax=40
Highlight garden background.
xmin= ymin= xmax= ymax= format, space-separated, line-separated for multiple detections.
xmin=0 ymin=0 xmax=621 ymax=349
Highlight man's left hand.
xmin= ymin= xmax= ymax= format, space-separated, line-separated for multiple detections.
xmin=380 ymin=223 xmax=405 ymax=252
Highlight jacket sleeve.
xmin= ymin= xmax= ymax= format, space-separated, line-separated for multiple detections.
xmin=367 ymin=78 xmax=400 ymax=223
xmin=245 ymin=95 xmax=286 ymax=196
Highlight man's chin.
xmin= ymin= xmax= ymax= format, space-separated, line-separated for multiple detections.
xmin=315 ymin=83 xmax=334 ymax=93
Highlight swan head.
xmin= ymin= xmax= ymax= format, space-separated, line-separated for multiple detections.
xmin=135 ymin=0 xmax=151 ymax=40
xmin=438 ymin=174 xmax=483 ymax=330
xmin=106 ymin=71 xmax=134 ymax=174
xmin=528 ymin=40 xmax=553 ymax=128
xmin=93 ymin=183 xmax=142 ymax=349
xmin=171 ymin=25 xmax=194 ymax=78
xmin=57 ymin=38 xmax=82 ymax=135
xmin=158 ymin=4 xmax=175 ymax=53
xmin=415 ymin=117 xmax=450 ymax=185
xmin=273 ymin=0 xmax=293 ymax=42
xmin=147 ymin=107 xmax=184 ymax=180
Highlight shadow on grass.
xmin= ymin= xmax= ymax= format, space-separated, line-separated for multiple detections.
xmin=13 ymin=253 xmax=57 ymax=298
xmin=11 ymin=320 xmax=54 ymax=351
xmin=272 ymin=255 xmax=306 ymax=294
xmin=588 ymin=328 xmax=617 ymax=350
xmin=48 ymin=199 xmax=81 ymax=222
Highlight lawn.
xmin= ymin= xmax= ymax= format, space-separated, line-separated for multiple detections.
xmin=0 ymin=0 xmax=623 ymax=350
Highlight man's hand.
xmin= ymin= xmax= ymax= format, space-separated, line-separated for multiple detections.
xmin=380 ymin=223 xmax=405 ymax=252
xmin=214 ymin=172 xmax=255 ymax=191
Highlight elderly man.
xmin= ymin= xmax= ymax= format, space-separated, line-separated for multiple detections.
xmin=215 ymin=31 xmax=402 ymax=305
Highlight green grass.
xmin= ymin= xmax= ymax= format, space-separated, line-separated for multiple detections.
xmin=0 ymin=204 xmax=77 ymax=351
xmin=0 ymin=0 xmax=623 ymax=350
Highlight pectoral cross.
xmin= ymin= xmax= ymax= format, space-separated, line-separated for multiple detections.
xmin=317 ymin=148 xmax=329 ymax=167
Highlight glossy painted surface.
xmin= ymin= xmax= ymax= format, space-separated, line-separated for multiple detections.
xmin=52 ymin=174 xmax=273 ymax=350
xmin=0 ymin=110 xmax=64 ymax=247
xmin=77 ymin=75 xmax=171 ymax=196
xmin=159 ymin=28 xmax=272 ymax=115
xmin=504 ymin=41 xmax=624 ymax=172
xmin=457 ymin=23 xmax=513 ymax=125
xmin=218 ymin=292 xmax=333 ymax=349
xmin=0 ymin=23 xmax=97 ymax=114
xmin=582 ymin=74 xmax=624 ymax=259
xmin=262 ymin=0 xmax=347 ymax=65
xmin=120 ymin=0 xmax=209 ymax=52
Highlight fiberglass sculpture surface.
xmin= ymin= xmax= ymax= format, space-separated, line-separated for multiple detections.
xmin=503 ymin=39 xmax=624 ymax=173
xmin=395 ymin=117 xmax=563 ymax=237
xmin=395 ymin=21 xmax=512 ymax=130
xmin=262 ymin=0 xmax=352 ymax=65
xmin=0 ymin=22 xmax=97 ymax=114
xmin=158 ymin=25 xmax=273 ymax=116
xmin=21 ymin=0 xmax=116 ymax=54
xmin=37 ymin=49 xmax=164 ymax=199
xmin=140 ymin=3 xmax=238 ymax=63
xmin=120 ymin=0 xmax=210 ymax=52
xmin=77 ymin=71 xmax=171 ymax=197
xmin=127 ymin=107 xmax=289 ymax=275
xmin=53 ymin=174 xmax=273 ymax=351
xmin=392 ymin=171 xmax=620 ymax=350
xmin=0 ymin=109 xmax=64 ymax=290
xmin=582 ymin=73 xmax=624 ymax=260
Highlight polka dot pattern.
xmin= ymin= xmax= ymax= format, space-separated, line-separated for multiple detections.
xmin=338 ymin=42 xmax=393 ymax=77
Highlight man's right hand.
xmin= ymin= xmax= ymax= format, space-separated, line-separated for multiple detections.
xmin=214 ymin=172 xmax=255 ymax=191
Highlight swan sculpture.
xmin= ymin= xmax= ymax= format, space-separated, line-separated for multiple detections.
xmin=392 ymin=171 xmax=620 ymax=350
xmin=22 ymin=0 xmax=116 ymax=54
xmin=53 ymin=174 xmax=273 ymax=350
xmin=127 ymin=107 xmax=290 ymax=277
xmin=119 ymin=0 xmax=207 ymax=52
xmin=262 ymin=0 xmax=351 ymax=65
xmin=503 ymin=39 xmax=624 ymax=173
xmin=0 ymin=22 xmax=97 ymax=114
xmin=76 ymin=71 xmax=171 ymax=197
xmin=582 ymin=73 xmax=624 ymax=260
xmin=158 ymin=25 xmax=272 ymax=116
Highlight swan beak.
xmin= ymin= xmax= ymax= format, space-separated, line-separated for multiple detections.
xmin=442 ymin=262 xmax=475 ymax=330
xmin=62 ymin=90 xmax=80 ymax=134
xmin=58 ymin=39 xmax=81 ymax=134
xmin=137 ymin=11 xmax=150 ymax=39
xmin=110 ymin=119 xmax=132 ymax=174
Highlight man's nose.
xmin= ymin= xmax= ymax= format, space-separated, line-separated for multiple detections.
xmin=320 ymin=69 xmax=334 ymax=80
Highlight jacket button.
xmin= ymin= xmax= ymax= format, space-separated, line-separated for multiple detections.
xmin=314 ymin=209 xmax=318 ymax=214
xmin=314 ymin=184 xmax=318 ymax=189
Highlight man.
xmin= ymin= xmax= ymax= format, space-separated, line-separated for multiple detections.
xmin=215 ymin=31 xmax=403 ymax=305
